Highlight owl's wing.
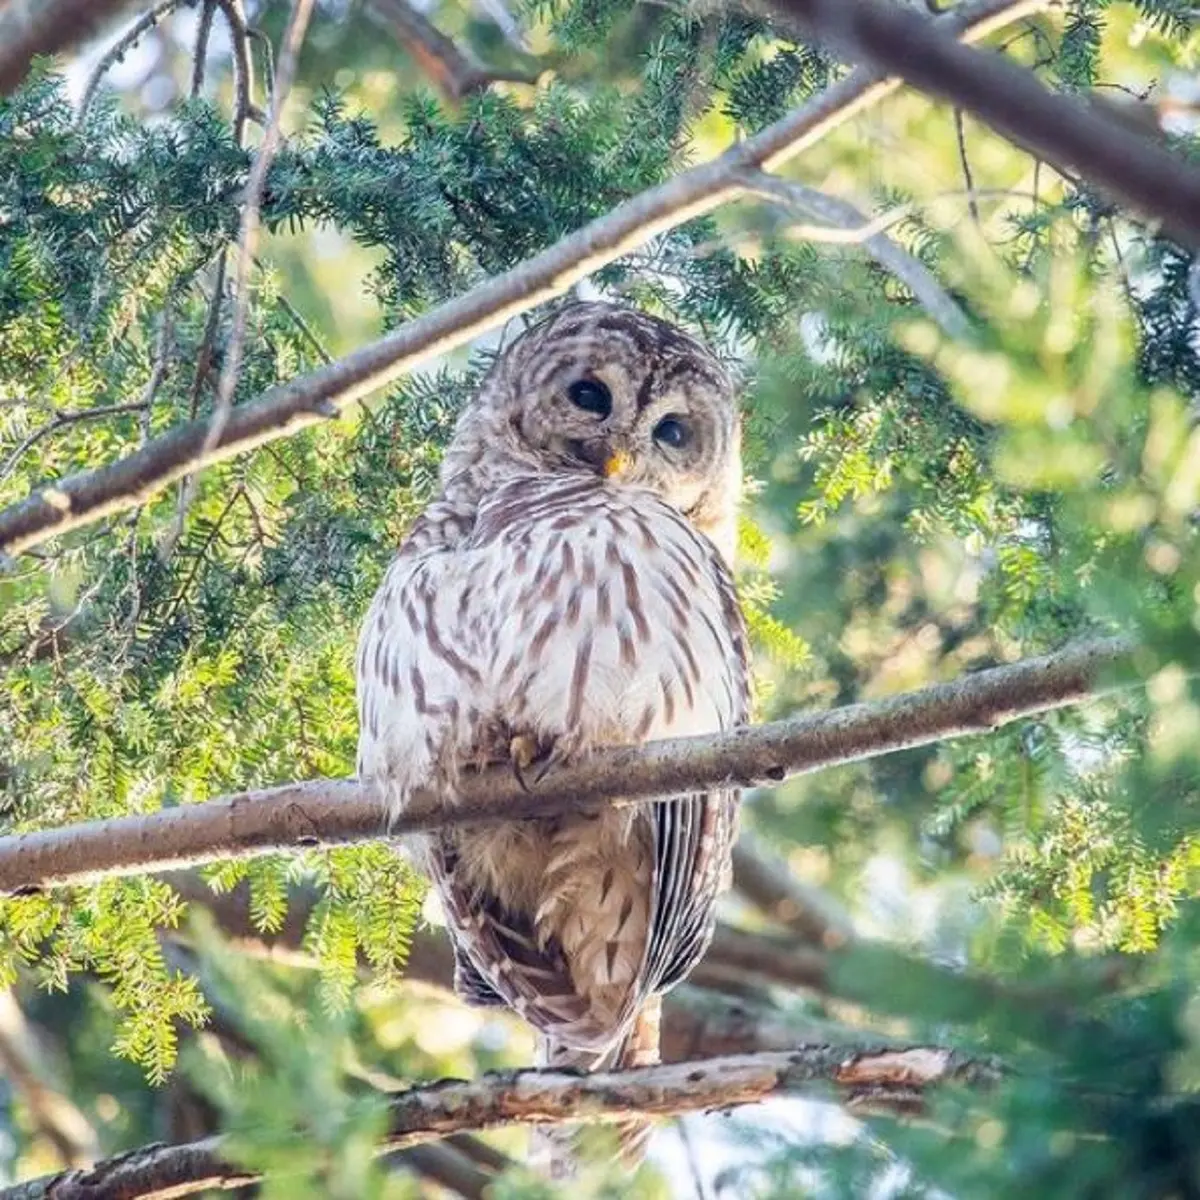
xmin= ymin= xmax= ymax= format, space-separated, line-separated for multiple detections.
xmin=641 ymin=555 xmax=748 ymax=998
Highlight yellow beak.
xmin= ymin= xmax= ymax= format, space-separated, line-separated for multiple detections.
xmin=602 ymin=450 xmax=631 ymax=479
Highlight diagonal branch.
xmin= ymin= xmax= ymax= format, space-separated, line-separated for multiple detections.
xmin=0 ymin=636 xmax=1135 ymax=894
xmin=368 ymin=0 xmax=538 ymax=98
xmin=768 ymin=0 xmax=1200 ymax=247
xmin=0 ymin=0 xmax=142 ymax=95
xmin=0 ymin=0 xmax=1049 ymax=559
xmin=4 ymin=1044 xmax=995 ymax=1199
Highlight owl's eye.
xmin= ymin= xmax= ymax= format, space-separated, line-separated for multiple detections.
xmin=653 ymin=415 xmax=690 ymax=449
xmin=567 ymin=379 xmax=612 ymax=418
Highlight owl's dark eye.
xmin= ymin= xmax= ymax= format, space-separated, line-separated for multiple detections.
xmin=653 ymin=415 xmax=690 ymax=449
xmin=567 ymin=379 xmax=612 ymax=418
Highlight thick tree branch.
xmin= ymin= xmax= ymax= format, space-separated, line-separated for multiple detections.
xmin=0 ymin=0 xmax=143 ymax=95
xmin=769 ymin=0 xmax=1200 ymax=247
xmin=0 ymin=636 xmax=1134 ymax=894
xmin=0 ymin=0 xmax=1046 ymax=558
xmin=4 ymin=1045 xmax=992 ymax=1199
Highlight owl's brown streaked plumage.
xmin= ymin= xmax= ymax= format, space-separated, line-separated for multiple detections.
xmin=355 ymin=301 xmax=749 ymax=1171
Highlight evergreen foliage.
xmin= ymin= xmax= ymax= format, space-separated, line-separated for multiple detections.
xmin=1 ymin=0 xmax=1199 ymax=1195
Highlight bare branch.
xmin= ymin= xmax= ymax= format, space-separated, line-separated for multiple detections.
xmin=161 ymin=868 xmax=831 ymax=1054
xmin=738 ymin=169 xmax=972 ymax=339
xmin=0 ymin=636 xmax=1134 ymax=894
xmin=0 ymin=0 xmax=144 ymax=95
xmin=0 ymin=0 xmax=1048 ymax=558
xmin=0 ymin=992 xmax=98 ymax=1168
xmin=368 ymin=0 xmax=537 ymax=98
xmin=75 ymin=0 xmax=187 ymax=123
xmin=732 ymin=836 xmax=856 ymax=947
xmin=167 ymin=0 xmax=312 ymax=547
xmin=5 ymin=1045 xmax=992 ymax=1198
xmin=768 ymin=0 xmax=1200 ymax=247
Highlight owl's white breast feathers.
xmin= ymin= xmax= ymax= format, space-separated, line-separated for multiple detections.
xmin=355 ymin=474 xmax=748 ymax=1049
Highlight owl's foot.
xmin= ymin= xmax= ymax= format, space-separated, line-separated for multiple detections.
xmin=509 ymin=733 xmax=569 ymax=792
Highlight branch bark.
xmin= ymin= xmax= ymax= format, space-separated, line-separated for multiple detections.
xmin=4 ymin=1044 xmax=993 ymax=1199
xmin=0 ymin=0 xmax=1047 ymax=558
xmin=0 ymin=636 xmax=1135 ymax=894
xmin=769 ymin=0 xmax=1200 ymax=247
xmin=0 ymin=0 xmax=142 ymax=95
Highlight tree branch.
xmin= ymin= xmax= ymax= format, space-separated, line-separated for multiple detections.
xmin=368 ymin=0 xmax=538 ymax=98
xmin=0 ymin=0 xmax=1048 ymax=558
xmin=0 ymin=636 xmax=1134 ymax=894
xmin=738 ymin=169 xmax=972 ymax=339
xmin=732 ymin=835 xmax=856 ymax=947
xmin=4 ymin=1045 xmax=993 ymax=1199
xmin=0 ymin=992 xmax=98 ymax=1168
xmin=0 ymin=0 xmax=143 ymax=95
xmin=768 ymin=0 xmax=1200 ymax=248
xmin=161 ymin=868 xmax=830 ymax=1056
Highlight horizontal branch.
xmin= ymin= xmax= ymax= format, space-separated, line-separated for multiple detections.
xmin=5 ymin=1044 xmax=993 ymax=1199
xmin=0 ymin=0 xmax=1044 ymax=558
xmin=0 ymin=636 xmax=1135 ymax=894
xmin=771 ymin=0 xmax=1200 ymax=247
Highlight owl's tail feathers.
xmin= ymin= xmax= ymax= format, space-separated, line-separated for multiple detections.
xmin=529 ymin=996 xmax=662 ymax=1181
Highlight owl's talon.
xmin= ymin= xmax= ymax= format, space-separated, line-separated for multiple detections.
xmin=510 ymin=734 xmax=541 ymax=793
xmin=509 ymin=734 xmax=567 ymax=791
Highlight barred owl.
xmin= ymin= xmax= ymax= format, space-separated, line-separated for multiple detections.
xmin=356 ymin=302 xmax=749 ymax=1170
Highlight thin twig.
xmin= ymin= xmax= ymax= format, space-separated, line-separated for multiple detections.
xmin=0 ymin=402 xmax=151 ymax=489
xmin=190 ymin=0 xmax=217 ymax=96
xmin=170 ymin=0 xmax=312 ymax=548
xmin=0 ymin=0 xmax=1051 ymax=559
xmin=74 ymin=0 xmax=187 ymax=126
xmin=739 ymin=169 xmax=972 ymax=338
xmin=0 ymin=636 xmax=1135 ymax=894
xmin=212 ymin=0 xmax=259 ymax=135
xmin=953 ymin=108 xmax=981 ymax=224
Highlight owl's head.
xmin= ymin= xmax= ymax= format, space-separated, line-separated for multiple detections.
xmin=441 ymin=302 xmax=741 ymax=559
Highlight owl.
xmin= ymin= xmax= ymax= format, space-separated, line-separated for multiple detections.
xmin=355 ymin=301 xmax=749 ymax=1171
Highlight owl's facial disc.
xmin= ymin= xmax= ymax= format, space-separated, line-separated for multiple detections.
xmin=551 ymin=368 xmax=708 ymax=488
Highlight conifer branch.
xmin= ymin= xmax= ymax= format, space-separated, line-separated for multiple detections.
xmin=769 ymin=0 xmax=1200 ymax=247
xmin=0 ymin=636 xmax=1134 ymax=894
xmin=4 ymin=1045 xmax=993 ymax=1199
xmin=0 ymin=0 xmax=1047 ymax=558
